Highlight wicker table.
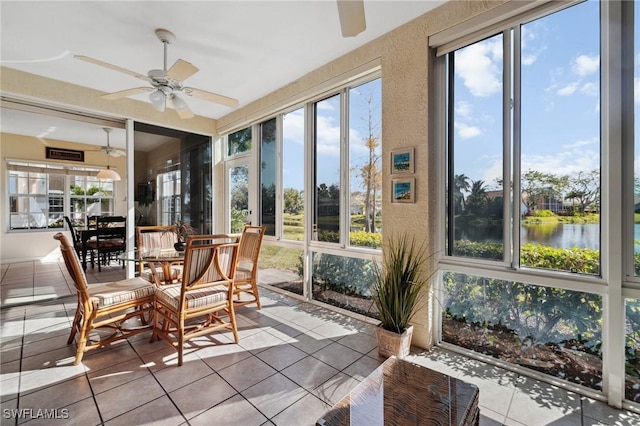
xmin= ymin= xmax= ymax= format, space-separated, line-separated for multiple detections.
xmin=316 ymin=356 xmax=479 ymax=426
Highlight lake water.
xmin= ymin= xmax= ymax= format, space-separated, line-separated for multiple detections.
xmin=525 ymin=223 xmax=640 ymax=251
xmin=464 ymin=223 xmax=640 ymax=251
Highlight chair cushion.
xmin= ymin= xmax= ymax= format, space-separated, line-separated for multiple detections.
xmin=87 ymin=277 xmax=155 ymax=308
xmin=97 ymin=239 xmax=125 ymax=249
xmin=156 ymin=283 xmax=229 ymax=311
xmin=140 ymin=265 xmax=183 ymax=283
xmin=235 ymin=261 xmax=254 ymax=281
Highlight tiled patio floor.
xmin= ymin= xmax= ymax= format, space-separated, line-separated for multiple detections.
xmin=2 ymin=259 xmax=640 ymax=425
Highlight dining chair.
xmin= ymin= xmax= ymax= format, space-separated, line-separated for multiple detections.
xmin=233 ymin=225 xmax=266 ymax=309
xmin=136 ymin=225 xmax=183 ymax=284
xmin=54 ymin=233 xmax=155 ymax=365
xmin=151 ymin=234 xmax=240 ymax=366
xmin=92 ymin=215 xmax=127 ymax=272
xmin=64 ymin=215 xmax=97 ymax=267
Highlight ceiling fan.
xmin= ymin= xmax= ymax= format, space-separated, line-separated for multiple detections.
xmin=337 ymin=0 xmax=366 ymax=37
xmin=88 ymin=127 xmax=125 ymax=157
xmin=74 ymin=29 xmax=239 ymax=119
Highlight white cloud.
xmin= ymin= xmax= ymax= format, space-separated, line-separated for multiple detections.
xmin=635 ymin=77 xmax=640 ymax=103
xmin=562 ymin=137 xmax=597 ymax=150
xmin=580 ymin=82 xmax=598 ymax=96
xmin=455 ymin=40 xmax=502 ymax=97
xmin=573 ymin=54 xmax=599 ymax=77
xmin=283 ymin=109 xmax=305 ymax=145
xmin=557 ymin=82 xmax=578 ymax=96
xmin=521 ymin=24 xmax=545 ymax=66
xmin=455 ymin=101 xmax=472 ymax=118
xmin=455 ymin=122 xmax=482 ymax=139
xmin=315 ymin=115 xmax=340 ymax=156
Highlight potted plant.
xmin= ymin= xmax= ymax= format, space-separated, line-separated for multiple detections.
xmin=371 ymin=233 xmax=431 ymax=359
xmin=169 ymin=219 xmax=195 ymax=251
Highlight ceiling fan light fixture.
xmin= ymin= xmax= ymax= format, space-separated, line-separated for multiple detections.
xmin=97 ymin=166 xmax=121 ymax=181
xmin=171 ymin=94 xmax=187 ymax=111
xmin=97 ymin=127 xmax=122 ymax=181
xmin=149 ymin=89 xmax=166 ymax=112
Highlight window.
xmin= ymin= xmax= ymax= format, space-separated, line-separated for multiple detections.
xmin=227 ymin=126 xmax=252 ymax=157
xmin=260 ymin=118 xmax=277 ymax=236
xmin=282 ymin=108 xmax=305 ymax=241
xmin=223 ymin=74 xmax=382 ymax=318
xmin=314 ymin=94 xmax=342 ymax=243
xmin=8 ymin=161 xmax=115 ymax=230
xmin=446 ymin=0 xmax=600 ymax=273
xmin=349 ymin=79 xmax=382 ymax=248
xmin=157 ymin=169 xmax=181 ymax=226
xmin=440 ymin=0 xmax=606 ymax=395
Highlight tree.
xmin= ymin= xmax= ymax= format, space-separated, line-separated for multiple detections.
xmin=228 ymin=127 xmax=252 ymax=155
xmin=453 ymin=174 xmax=471 ymax=214
xmin=466 ymin=179 xmax=488 ymax=216
xmin=356 ymin=91 xmax=382 ymax=232
xmin=565 ymin=169 xmax=600 ymax=214
xmin=283 ymin=188 xmax=303 ymax=214
xmin=521 ymin=170 xmax=567 ymax=214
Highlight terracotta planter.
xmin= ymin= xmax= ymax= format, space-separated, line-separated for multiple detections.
xmin=376 ymin=325 xmax=413 ymax=359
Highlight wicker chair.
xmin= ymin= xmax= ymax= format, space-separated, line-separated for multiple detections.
xmin=151 ymin=234 xmax=240 ymax=366
xmin=54 ymin=233 xmax=155 ymax=365
xmin=233 ymin=225 xmax=266 ymax=309
xmin=136 ymin=225 xmax=183 ymax=284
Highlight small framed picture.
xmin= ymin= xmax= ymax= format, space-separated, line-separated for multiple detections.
xmin=391 ymin=147 xmax=414 ymax=174
xmin=392 ymin=178 xmax=415 ymax=203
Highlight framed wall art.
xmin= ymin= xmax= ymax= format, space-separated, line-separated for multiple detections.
xmin=390 ymin=147 xmax=414 ymax=174
xmin=391 ymin=178 xmax=415 ymax=203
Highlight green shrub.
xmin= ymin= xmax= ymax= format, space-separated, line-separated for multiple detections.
xmin=349 ymin=231 xmax=382 ymax=248
xmin=529 ymin=209 xmax=555 ymax=217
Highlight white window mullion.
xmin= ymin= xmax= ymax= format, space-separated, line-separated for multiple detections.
xmin=504 ymin=29 xmax=515 ymax=266
xmin=340 ymin=88 xmax=350 ymax=248
xmin=601 ymin=0 xmax=625 ymax=409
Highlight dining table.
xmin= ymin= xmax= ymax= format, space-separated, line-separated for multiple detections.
xmin=119 ymin=248 xmax=185 ymax=286
xmin=78 ymin=225 xmax=126 ymax=270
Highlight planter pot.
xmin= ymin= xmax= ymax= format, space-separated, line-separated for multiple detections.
xmin=174 ymin=242 xmax=186 ymax=252
xmin=376 ymin=325 xmax=413 ymax=359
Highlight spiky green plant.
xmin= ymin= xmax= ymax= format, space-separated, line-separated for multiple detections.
xmin=372 ymin=234 xmax=431 ymax=334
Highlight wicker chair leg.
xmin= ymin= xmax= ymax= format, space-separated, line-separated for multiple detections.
xmin=67 ymin=305 xmax=82 ymax=344
xmin=73 ymin=321 xmax=91 ymax=365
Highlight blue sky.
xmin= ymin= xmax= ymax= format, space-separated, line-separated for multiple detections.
xmin=282 ymin=79 xmax=381 ymax=192
xmin=453 ymin=0 xmax=602 ymax=191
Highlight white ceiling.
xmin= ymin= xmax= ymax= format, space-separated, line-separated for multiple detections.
xmin=0 ymin=0 xmax=444 ymax=146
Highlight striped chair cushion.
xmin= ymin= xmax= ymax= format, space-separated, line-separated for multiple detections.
xmin=155 ymin=283 xmax=229 ymax=311
xmin=235 ymin=261 xmax=254 ymax=281
xmin=140 ymin=265 xmax=183 ymax=284
xmin=87 ymin=277 xmax=155 ymax=308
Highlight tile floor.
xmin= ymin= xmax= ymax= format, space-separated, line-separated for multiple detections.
xmin=2 ymin=259 xmax=640 ymax=425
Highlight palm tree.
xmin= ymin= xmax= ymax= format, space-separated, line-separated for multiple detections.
xmin=466 ymin=179 xmax=488 ymax=216
xmin=453 ymin=174 xmax=471 ymax=214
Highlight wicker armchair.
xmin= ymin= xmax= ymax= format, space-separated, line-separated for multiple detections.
xmin=54 ymin=233 xmax=155 ymax=365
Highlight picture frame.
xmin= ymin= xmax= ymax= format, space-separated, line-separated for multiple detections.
xmin=390 ymin=147 xmax=414 ymax=174
xmin=391 ymin=178 xmax=415 ymax=203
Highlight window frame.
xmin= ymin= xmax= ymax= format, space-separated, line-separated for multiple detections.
xmin=6 ymin=160 xmax=115 ymax=232
xmin=433 ymin=0 xmax=639 ymax=409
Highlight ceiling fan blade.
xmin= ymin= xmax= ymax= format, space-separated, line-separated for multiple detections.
xmin=74 ymin=55 xmax=152 ymax=82
xmin=183 ymin=87 xmax=239 ymax=108
xmin=170 ymin=95 xmax=194 ymax=119
xmin=337 ymin=0 xmax=366 ymax=37
xmin=166 ymin=59 xmax=199 ymax=82
xmin=103 ymin=148 xmax=126 ymax=157
xmin=101 ymin=87 xmax=154 ymax=100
